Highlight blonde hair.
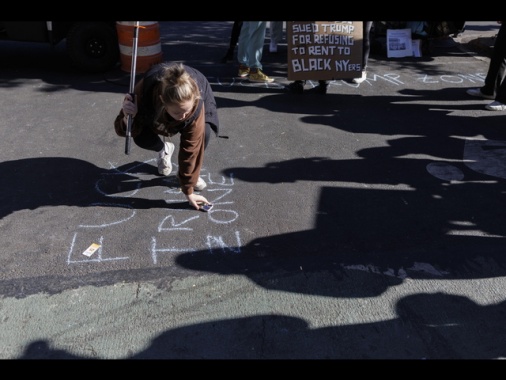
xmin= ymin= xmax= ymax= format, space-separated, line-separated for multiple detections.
xmin=159 ymin=63 xmax=200 ymax=105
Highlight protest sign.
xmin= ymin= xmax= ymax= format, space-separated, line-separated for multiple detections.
xmin=386 ymin=28 xmax=413 ymax=58
xmin=287 ymin=21 xmax=363 ymax=81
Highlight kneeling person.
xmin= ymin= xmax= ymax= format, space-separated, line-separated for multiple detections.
xmin=114 ymin=62 xmax=220 ymax=210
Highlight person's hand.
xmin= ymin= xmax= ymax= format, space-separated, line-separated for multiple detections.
xmin=122 ymin=93 xmax=137 ymax=119
xmin=186 ymin=193 xmax=211 ymax=210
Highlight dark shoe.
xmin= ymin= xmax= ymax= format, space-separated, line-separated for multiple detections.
xmin=306 ymin=81 xmax=328 ymax=95
xmin=317 ymin=80 xmax=328 ymax=95
xmin=286 ymin=80 xmax=305 ymax=94
xmin=467 ymin=88 xmax=494 ymax=100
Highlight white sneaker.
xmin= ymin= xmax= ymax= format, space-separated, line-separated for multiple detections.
xmin=352 ymin=71 xmax=367 ymax=84
xmin=194 ymin=177 xmax=207 ymax=191
xmin=157 ymin=141 xmax=174 ymax=176
xmin=466 ymin=88 xmax=495 ymax=100
xmin=485 ymin=101 xmax=506 ymax=111
xmin=269 ymin=40 xmax=277 ymax=53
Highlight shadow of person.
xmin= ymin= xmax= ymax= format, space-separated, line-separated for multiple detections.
xmin=395 ymin=292 xmax=506 ymax=359
xmin=18 ymin=293 xmax=506 ymax=359
xmin=0 ymin=157 xmax=187 ymax=219
xmin=19 ymin=340 xmax=92 ymax=360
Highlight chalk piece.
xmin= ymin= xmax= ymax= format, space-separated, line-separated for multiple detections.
xmin=83 ymin=243 xmax=101 ymax=257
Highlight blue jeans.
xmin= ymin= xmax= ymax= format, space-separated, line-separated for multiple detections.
xmin=237 ymin=21 xmax=268 ymax=70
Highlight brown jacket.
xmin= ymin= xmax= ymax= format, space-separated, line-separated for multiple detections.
xmin=114 ymin=63 xmax=219 ymax=195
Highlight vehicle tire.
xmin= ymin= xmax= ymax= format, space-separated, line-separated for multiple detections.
xmin=66 ymin=22 xmax=119 ymax=73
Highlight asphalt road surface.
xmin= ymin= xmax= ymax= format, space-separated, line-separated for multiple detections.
xmin=1 ymin=21 xmax=505 ymax=360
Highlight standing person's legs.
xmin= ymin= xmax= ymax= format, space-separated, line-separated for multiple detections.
xmin=485 ymin=75 xmax=506 ymax=109
xmin=242 ymin=21 xmax=274 ymax=83
xmin=362 ymin=21 xmax=373 ymax=70
xmin=486 ymin=27 xmax=506 ymax=110
xmin=483 ymin=24 xmax=506 ymax=95
xmin=246 ymin=21 xmax=267 ymax=70
xmin=237 ymin=22 xmax=252 ymax=76
xmin=353 ymin=21 xmax=372 ymax=84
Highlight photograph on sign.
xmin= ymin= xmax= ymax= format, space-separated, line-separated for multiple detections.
xmin=287 ymin=21 xmax=363 ymax=81
xmin=386 ymin=28 xmax=413 ymax=58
